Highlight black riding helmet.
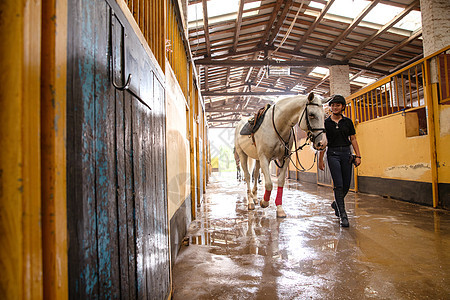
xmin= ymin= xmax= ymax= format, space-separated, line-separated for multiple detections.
xmin=328 ymin=94 xmax=347 ymax=106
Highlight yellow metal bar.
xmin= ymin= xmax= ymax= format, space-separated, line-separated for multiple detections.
xmin=372 ymin=88 xmax=376 ymax=119
xmin=0 ymin=1 xmax=44 ymax=298
xmin=394 ymin=76 xmax=400 ymax=112
xmin=445 ymin=55 xmax=449 ymax=100
xmin=139 ymin=0 xmax=144 ymax=29
xmin=407 ymin=69 xmax=411 ymax=107
xmin=145 ymin=0 xmax=149 ymax=41
xmin=377 ymin=88 xmax=381 ymax=117
xmin=370 ymin=90 xmax=374 ymax=119
xmin=358 ymin=96 xmax=362 ymax=122
xmin=189 ymin=65 xmax=196 ymax=218
xmin=421 ymin=64 xmax=425 ymax=106
xmin=23 ymin=1 xmax=44 ymax=298
xmin=349 ymin=99 xmax=358 ymax=192
xmin=41 ymin=0 xmax=69 ymax=298
xmin=415 ymin=65 xmax=420 ymax=105
xmin=203 ymin=111 xmax=207 ymax=193
xmin=161 ymin=0 xmax=166 ymax=71
xmin=364 ymin=94 xmax=369 ymax=121
xmin=195 ymin=92 xmax=201 ymax=207
xmin=385 ymin=82 xmax=390 ymax=115
xmin=423 ymin=60 xmax=439 ymax=208
xmin=361 ymin=95 xmax=365 ymax=122
xmin=401 ymin=73 xmax=405 ymax=108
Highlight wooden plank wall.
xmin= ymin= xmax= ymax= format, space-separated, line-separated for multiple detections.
xmin=67 ymin=0 xmax=170 ymax=298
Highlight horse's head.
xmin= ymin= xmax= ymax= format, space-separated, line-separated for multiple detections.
xmin=299 ymin=93 xmax=327 ymax=150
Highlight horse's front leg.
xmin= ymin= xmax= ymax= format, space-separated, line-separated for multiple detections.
xmin=240 ymin=155 xmax=255 ymax=210
xmin=251 ymin=160 xmax=260 ymax=205
xmin=258 ymin=156 xmax=272 ymax=209
xmin=274 ymin=159 xmax=288 ymax=218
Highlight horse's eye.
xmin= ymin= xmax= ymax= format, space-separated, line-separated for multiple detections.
xmin=309 ymin=114 xmax=316 ymax=119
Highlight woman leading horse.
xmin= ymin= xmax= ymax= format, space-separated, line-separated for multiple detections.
xmin=235 ymin=93 xmax=327 ymax=218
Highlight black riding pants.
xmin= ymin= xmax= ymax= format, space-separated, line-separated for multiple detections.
xmin=327 ymin=146 xmax=353 ymax=198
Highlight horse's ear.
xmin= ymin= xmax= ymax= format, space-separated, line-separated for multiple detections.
xmin=307 ymin=92 xmax=315 ymax=102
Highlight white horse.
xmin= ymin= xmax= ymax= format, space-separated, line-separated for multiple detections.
xmin=234 ymin=93 xmax=327 ymax=218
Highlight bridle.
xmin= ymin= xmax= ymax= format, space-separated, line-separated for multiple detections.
xmin=272 ymin=100 xmax=326 ymax=170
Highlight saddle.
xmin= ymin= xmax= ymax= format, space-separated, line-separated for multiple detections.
xmin=240 ymin=104 xmax=271 ymax=136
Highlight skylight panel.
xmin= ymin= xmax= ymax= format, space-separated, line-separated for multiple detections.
xmin=395 ymin=10 xmax=422 ymax=31
xmin=362 ymin=4 xmax=421 ymax=32
xmin=352 ymin=76 xmax=376 ymax=85
xmin=243 ymin=1 xmax=261 ymax=18
xmin=309 ymin=67 xmax=329 ymax=77
xmin=207 ymin=0 xmax=239 ymax=19
xmin=188 ymin=0 xmax=261 ymax=28
xmin=363 ymin=3 xmax=402 ymax=24
xmin=328 ymin=0 xmax=371 ymax=19
xmin=309 ymin=1 xmax=324 ymax=10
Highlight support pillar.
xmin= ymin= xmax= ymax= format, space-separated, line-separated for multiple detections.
xmin=329 ymin=65 xmax=350 ymax=98
xmin=420 ymin=0 xmax=450 ymax=57
xmin=420 ymin=0 xmax=450 ymax=207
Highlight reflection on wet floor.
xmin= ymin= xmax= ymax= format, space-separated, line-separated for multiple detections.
xmin=172 ymin=172 xmax=450 ymax=299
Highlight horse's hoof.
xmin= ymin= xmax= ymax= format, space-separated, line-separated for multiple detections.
xmin=248 ymin=203 xmax=255 ymax=210
xmin=276 ymin=206 xmax=286 ymax=218
xmin=253 ymin=197 xmax=258 ymax=205
xmin=260 ymin=200 xmax=269 ymax=208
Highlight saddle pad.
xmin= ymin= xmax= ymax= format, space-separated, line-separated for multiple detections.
xmin=240 ymin=104 xmax=271 ymax=136
xmin=240 ymin=122 xmax=253 ymax=135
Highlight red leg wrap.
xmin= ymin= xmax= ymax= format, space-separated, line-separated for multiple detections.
xmin=264 ymin=190 xmax=271 ymax=202
xmin=275 ymin=186 xmax=283 ymax=206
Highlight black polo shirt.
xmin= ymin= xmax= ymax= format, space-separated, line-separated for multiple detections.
xmin=325 ymin=115 xmax=356 ymax=147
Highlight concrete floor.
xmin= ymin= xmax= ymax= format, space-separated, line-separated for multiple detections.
xmin=172 ymin=172 xmax=450 ymax=300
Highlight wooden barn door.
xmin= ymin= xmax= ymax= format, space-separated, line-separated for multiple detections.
xmin=67 ymin=1 xmax=170 ymax=299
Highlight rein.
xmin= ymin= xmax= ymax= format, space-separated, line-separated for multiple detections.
xmin=271 ymin=101 xmax=326 ymax=170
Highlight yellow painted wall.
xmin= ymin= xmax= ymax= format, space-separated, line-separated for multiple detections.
xmin=356 ymin=113 xmax=432 ymax=182
xmin=437 ymin=105 xmax=450 ymax=183
xmin=291 ymin=112 xmax=437 ymax=184
xmin=165 ymin=63 xmax=190 ymax=219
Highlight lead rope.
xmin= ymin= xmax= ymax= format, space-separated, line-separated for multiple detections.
xmin=272 ymin=104 xmax=311 ymax=169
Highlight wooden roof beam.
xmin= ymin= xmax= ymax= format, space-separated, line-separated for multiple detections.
xmin=294 ymin=0 xmax=335 ymax=52
xmin=366 ymin=29 xmax=422 ymax=68
xmin=342 ymin=0 xmax=420 ymax=61
xmin=286 ymin=66 xmax=313 ymax=92
xmin=259 ymin=0 xmax=285 ymax=45
xmin=202 ymin=0 xmax=211 ymax=56
xmin=195 ymin=59 xmax=338 ymax=67
xmin=204 ymin=66 xmax=209 ymax=91
xmin=322 ymin=0 xmax=380 ymax=57
xmin=304 ymin=74 xmax=329 ymax=94
xmin=224 ymin=67 xmax=231 ymax=89
xmin=202 ymin=91 xmax=298 ymax=96
xmin=267 ymin=0 xmax=294 ymax=45
xmin=231 ymin=0 xmax=245 ymax=53
xmin=277 ymin=48 xmax=390 ymax=75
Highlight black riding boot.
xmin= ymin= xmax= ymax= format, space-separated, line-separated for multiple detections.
xmin=334 ymin=188 xmax=349 ymax=227
xmin=331 ymin=201 xmax=339 ymax=217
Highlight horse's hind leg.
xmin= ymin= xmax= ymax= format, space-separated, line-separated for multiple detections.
xmin=251 ymin=160 xmax=260 ymax=205
xmin=258 ymin=156 xmax=272 ymax=209
xmin=239 ymin=153 xmax=255 ymax=210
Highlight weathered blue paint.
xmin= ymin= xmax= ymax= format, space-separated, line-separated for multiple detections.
xmin=81 ymin=264 xmax=97 ymax=295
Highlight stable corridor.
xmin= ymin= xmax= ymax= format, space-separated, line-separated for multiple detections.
xmin=172 ymin=173 xmax=450 ymax=299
